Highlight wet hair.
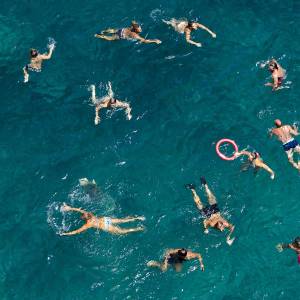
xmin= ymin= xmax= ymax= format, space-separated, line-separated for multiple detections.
xmin=187 ymin=21 xmax=194 ymax=29
xmin=274 ymin=119 xmax=282 ymax=128
xmin=81 ymin=212 xmax=93 ymax=220
xmin=253 ymin=152 xmax=260 ymax=159
xmin=30 ymin=49 xmax=38 ymax=58
xmin=294 ymin=237 xmax=300 ymax=247
xmin=269 ymin=60 xmax=278 ymax=70
xmin=178 ymin=248 xmax=187 ymax=257
xmin=131 ymin=21 xmax=141 ymax=33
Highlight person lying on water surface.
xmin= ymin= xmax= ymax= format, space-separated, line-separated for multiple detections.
xmin=270 ymin=119 xmax=300 ymax=171
xmin=60 ymin=204 xmax=145 ymax=235
xmin=90 ymin=82 xmax=132 ymax=125
xmin=186 ymin=177 xmax=235 ymax=245
xmin=95 ymin=21 xmax=161 ymax=44
xmin=23 ymin=44 xmax=55 ymax=83
xmin=234 ymin=150 xmax=275 ymax=179
xmin=163 ymin=18 xmax=216 ymax=47
xmin=147 ymin=248 xmax=204 ymax=272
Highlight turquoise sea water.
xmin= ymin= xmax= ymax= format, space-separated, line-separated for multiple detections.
xmin=1 ymin=0 xmax=300 ymax=299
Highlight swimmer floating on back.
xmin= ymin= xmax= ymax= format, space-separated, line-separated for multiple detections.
xmin=270 ymin=119 xmax=300 ymax=171
xmin=147 ymin=248 xmax=204 ymax=272
xmin=276 ymin=237 xmax=300 ymax=264
xmin=234 ymin=150 xmax=275 ymax=179
xmin=162 ymin=18 xmax=216 ymax=47
xmin=186 ymin=177 xmax=235 ymax=245
xmin=23 ymin=43 xmax=55 ymax=83
xmin=90 ymin=82 xmax=132 ymax=125
xmin=60 ymin=204 xmax=145 ymax=235
xmin=95 ymin=21 xmax=161 ymax=44
xmin=261 ymin=59 xmax=286 ymax=91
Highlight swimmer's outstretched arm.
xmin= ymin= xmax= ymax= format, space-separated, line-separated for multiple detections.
xmin=256 ymin=161 xmax=275 ymax=179
xmin=61 ymin=204 xmax=88 ymax=214
xmin=195 ymin=23 xmax=216 ymax=38
xmin=185 ymin=31 xmax=201 ymax=47
xmin=60 ymin=224 xmax=91 ymax=236
xmin=95 ymin=103 xmax=106 ymax=125
xmin=289 ymin=125 xmax=299 ymax=136
xmin=186 ymin=251 xmax=204 ymax=271
xmin=115 ymin=100 xmax=132 ymax=120
xmin=226 ymin=223 xmax=235 ymax=243
xmin=40 ymin=44 xmax=55 ymax=60
xmin=134 ymin=34 xmax=162 ymax=44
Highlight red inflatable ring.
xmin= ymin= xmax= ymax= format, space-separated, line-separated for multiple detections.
xmin=216 ymin=139 xmax=238 ymax=161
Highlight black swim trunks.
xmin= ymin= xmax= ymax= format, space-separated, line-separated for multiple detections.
xmin=201 ymin=204 xmax=220 ymax=218
xmin=25 ymin=65 xmax=41 ymax=72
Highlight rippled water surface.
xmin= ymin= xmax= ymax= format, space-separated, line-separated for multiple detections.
xmin=1 ymin=0 xmax=299 ymax=299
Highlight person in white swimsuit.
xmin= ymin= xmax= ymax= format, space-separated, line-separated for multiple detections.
xmin=163 ymin=18 xmax=216 ymax=47
xmin=60 ymin=204 xmax=145 ymax=236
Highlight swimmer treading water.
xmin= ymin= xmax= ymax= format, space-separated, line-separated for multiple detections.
xmin=23 ymin=40 xmax=56 ymax=83
xmin=260 ymin=59 xmax=286 ymax=91
xmin=90 ymin=82 xmax=132 ymax=125
xmin=163 ymin=18 xmax=216 ymax=47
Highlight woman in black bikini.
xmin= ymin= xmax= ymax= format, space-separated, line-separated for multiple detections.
xmin=147 ymin=248 xmax=204 ymax=272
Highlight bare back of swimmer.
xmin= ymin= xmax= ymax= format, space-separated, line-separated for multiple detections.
xmin=95 ymin=21 xmax=161 ymax=44
xmin=60 ymin=204 xmax=145 ymax=236
xmin=90 ymin=82 xmax=132 ymax=125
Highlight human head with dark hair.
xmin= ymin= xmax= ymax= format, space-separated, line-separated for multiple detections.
xmin=131 ymin=21 xmax=142 ymax=33
xmin=269 ymin=59 xmax=278 ymax=72
xmin=293 ymin=237 xmax=300 ymax=248
xmin=177 ymin=248 xmax=187 ymax=258
xmin=30 ymin=49 xmax=38 ymax=58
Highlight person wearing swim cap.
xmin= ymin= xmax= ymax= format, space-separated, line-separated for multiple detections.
xmin=186 ymin=177 xmax=235 ymax=245
xmin=163 ymin=18 xmax=216 ymax=47
xmin=270 ymin=119 xmax=300 ymax=170
xmin=261 ymin=59 xmax=286 ymax=91
xmin=60 ymin=204 xmax=145 ymax=236
xmin=147 ymin=248 xmax=204 ymax=272
xmin=89 ymin=82 xmax=132 ymax=125
xmin=95 ymin=21 xmax=161 ymax=44
xmin=276 ymin=237 xmax=300 ymax=263
xmin=234 ymin=150 xmax=275 ymax=179
xmin=23 ymin=43 xmax=55 ymax=83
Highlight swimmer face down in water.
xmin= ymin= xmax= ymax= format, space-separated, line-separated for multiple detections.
xmin=162 ymin=18 xmax=216 ymax=47
xmin=186 ymin=177 xmax=235 ymax=245
xmin=270 ymin=119 xmax=300 ymax=171
xmin=234 ymin=150 xmax=275 ymax=179
xmin=60 ymin=204 xmax=145 ymax=236
xmin=95 ymin=21 xmax=161 ymax=44
xmin=147 ymin=248 xmax=204 ymax=272
xmin=23 ymin=44 xmax=55 ymax=83
xmin=261 ymin=59 xmax=286 ymax=91
xmin=89 ymin=82 xmax=132 ymax=125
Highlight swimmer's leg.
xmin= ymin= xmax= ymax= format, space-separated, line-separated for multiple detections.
xmin=108 ymin=225 xmax=144 ymax=235
xmin=286 ymin=150 xmax=300 ymax=170
xmin=201 ymin=177 xmax=217 ymax=205
xmin=23 ymin=66 xmax=29 ymax=83
xmin=147 ymin=260 xmax=167 ymax=271
xmin=94 ymin=34 xmax=119 ymax=41
xmin=90 ymin=84 xmax=97 ymax=105
xmin=186 ymin=184 xmax=204 ymax=211
xmin=115 ymin=100 xmax=132 ymax=120
xmin=107 ymin=81 xmax=114 ymax=99
xmin=110 ymin=216 xmax=145 ymax=224
xmin=174 ymin=263 xmax=183 ymax=272
xmin=101 ymin=28 xmax=118 ymax=34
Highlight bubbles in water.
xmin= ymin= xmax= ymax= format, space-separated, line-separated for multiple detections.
xmin=150 ymin=8 xmax=163 ymax=22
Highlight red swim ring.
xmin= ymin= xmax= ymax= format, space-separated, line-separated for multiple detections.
xmin=216 ymin=139 xmax=238 ymax=161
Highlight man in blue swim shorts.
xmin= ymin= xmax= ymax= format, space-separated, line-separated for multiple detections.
xmin=270 ymin=119 xmax=300 ymax=170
